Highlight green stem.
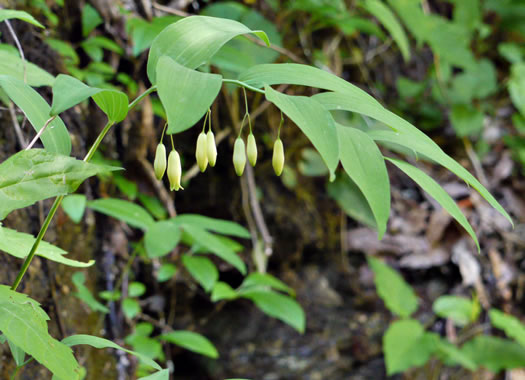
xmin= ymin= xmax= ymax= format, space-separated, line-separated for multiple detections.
xmin=11 ymin=196 xmax=63 ymax=291
xmin=222 ymin=79 xmax=265 ymax=94
xmin=11 ymin=85 xmax=157 ymax=291
xmin=11 ymin=120 xmax=114 ymax=291
xmin=128 ymin=85 xmax=157 ymax=111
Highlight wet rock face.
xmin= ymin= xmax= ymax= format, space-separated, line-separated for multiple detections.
xmin=171 ymin=264 xmax=390 ymax=380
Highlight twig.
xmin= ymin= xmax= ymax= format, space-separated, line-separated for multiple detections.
xmin=139 ymin=157 xmax=176 ymax=218
xmin=4 ymin=19 xmax=27 ymax=83
xmin=152 ymin=2 xmax=190 ymax=17
xmin=463 ymin=137 xmax=489 ymax=188
xmin=25 ymin=116 xmax=56 ymax=150
xmin=245 ymin=163 xmax=273 ymax=257
xmin=8 ymin=102 xmax=27 ymax=147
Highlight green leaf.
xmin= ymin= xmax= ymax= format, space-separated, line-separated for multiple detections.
xmin=127 ymin=16 xmax=180 ymax=57
xmin=489 ymin=309 xmax=525 ymax=348
xmin=147 ymin=15 xmax=269 ymax=83
xmin=0 ymin=227 xmax=94 ymax=267
xmin=367 ymin=256 xmax=418 ymax=317
xmin=138 ymin=193 xmax=168 ymax=220
xmin=72 ymin=272 xmax=109 ymax=313
xmin=160 ymin=331 xmax=219 ymax=358
xmin=180 ymin=223 xmax=246 ymax=274
xmin=240 ymin=273 xmax=294 ymax=296
xmin=82 ymin=4 xmax=103 ymax=37
xmin=144 ymin=221 xmax=182 ymax=258
xmin=87 ymin=198 xmax=154 ymax=230
xmin=0 ymin=51 xmax=54 ymax=86
xmin=174 ymin=214 xmax=250 ymax=238
xmin=129 ymin=282 xmax=146 ymax=298
xmin=337 ymin=126 xmax=390 ymax=238
xmin=0 ymin=285 xmax=81 ymax=379
xmin=265 ymin=86 xmax=339 ymax=180
xmin=0 ymin=149 xmax=116 ymax=220
xmin=0 ymin=76 xmax=71 ymax=155
xmin=386 ymin=158 xmax=479 ymax=251
xmin=298 ymin=148 xmax=329 ymax=177
xmin=92 ymin=89 xmax=129 ymax=123
xmin=433 ymin=296 xmax=480 ymax=327
xmin=138 ymin=369 xmax=170 ymax=380
xmin=46 ymin=39 xmax=79 ymax=65
xmin=182 ymin=255 xmax=219 ymax=292
xmin=0 ymin=9 xmax=44 ymax=28
xmin=317 ymin=91 xmax=512 ymax=227
xmin=211 ymin=282 xmax=238 ymax=302
xmin=432 ymin=335 xmax=476 ymax=370
xmin=62 ymin=334 xmax=162 ymax=371
xmin=156 ymin=264 xmax=177 ymax=283
xmin=510 ymin=63 xmax=525 ymax=116
xmin=240 ymin=289 xmax=305 ymax=333
xmin=460 ymin=336 xmax=525 ymax=372
xmin=50 ymin=74 xmax=100 ymax=115
xmin=156 ymin=56 xmax=222 ymax=135
xmin=450 ymin=104 xmax=484 ymax=137
xmin=383 ymin=319 xmax=437 ymax=375
xmin=122 ymin=298 xmax=141 ymax=319
xmin=238 ymin=63 xmax=511 ymax=226
xmin=7 ymin=339 xmax=25 ymax=366
xmin=326 ymin=172 xmax=377 ymax=229
xmin=363 ymin=0 xmax=410 ymax=61
xmin=61 ymin=194 xmax=87 ymax=223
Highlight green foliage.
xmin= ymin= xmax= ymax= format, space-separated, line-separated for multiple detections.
xmin=0 ymin=9 xmax=44 ymax=28
xmin=0 ymin=227 xmax=94 ymax=267
xmin=156 ymin=264 xmax=177 ymax=282
xmin=144 ymin=221 xmax=182 ymax=258
xmin=0 ymin=149 xmax=116 ymax=220
xmin=0 ymin=50 xmax=54 ymax=86
xmin=61 ymin=194 xmax=87 ymax=223
xmin=0 ymin=76 xmax=71 ymax=154
xmin=147 ymin=15 xmax=269 ymax=83
xmin=81 ymin=4 xmax=103 ymax=37
xmin=160 ymin=331 xmax=219 ymax=359
xmin=156 ymin=56 xmax=222 ymax=134
xmin=71 ymin=272 xmax=109 ymax=313
xmin=459 ymin=336 xmax=525 ymax=372
xmin=0 ymin=285 xmax=81 ymax=379
xmin=182 ymin=255 xmax=219 ymax=292
xmin=489 ymin=309 xmax=525 ymax=348
xmin=87 ymin=198 xmax=155 ymax=230
xmin=337 ymin=126 xmax=390 ymax=238
xmin=386 ymin=158 xmax=479 ymax=250
xmin=367 ymin=257 xmax=418 ymax=318
xmin=383 ymin=319 xmax=436 ymax=375
xmin=433 ymin=296 xmax=480 ymax=327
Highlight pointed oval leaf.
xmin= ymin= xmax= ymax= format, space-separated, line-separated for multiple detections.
xmin=174 ymin=214 xmax=250 ymax=238
xmin=62 ymin=334 xmax=162 ymax=371
xmin=156 ymin=56 xmax=222 ymax=134
xmin=367 ymin=256 xmax=418 ymax=317
xmin=490 ymin=309 xmax=525 ymax=348
xmin=50 ymin=74 xmax=100 ymax=115
xmin=0 ymin=9 xmax=44 ymax=28
xmin=337 ymin=126 xmax=390 ymax=239
xmin=314 ymin=90 xmax=513 ymax=227
xmin=460 ymin=336 xmax=525 ymax=372
xmin=144 ymin=220 xmax=182 ymax=258
xmin=179 ymin=223 xmax=246 ymax=274
xmin=265 ymin=86 xmax=339 ymax=180
xmin=363 ymin=0 xmax=410 ymax=62
xmin=387 ymin=158 xmax=479 ymax=251
xmin=138 ymin=369 xmax=170 ymax=380
xmin=61 ymin=194 xmax=87 ymax=223
xmin=0 ymin=285 xmax=81 ymax=380
xmin=92 ymin=89 xmax=129 ymax=123
xmin=0 ymin=51 xmax=54 ymax=86
xmin=87 ymin=198 xmax=154 ymax=230
xmin=147 ymin=15 xmax=269 ymax=83
xmin=0 ymin=227 xmax=94 ymax=267
xmin=182 ymin=255 xmax=218 ymax=292
xmin=433 ymin=295 xmax=479 ymax=326
xmin=0 ymin=149 xmax=116 ymax=220
xmin=383 ymin=319 xmax=437 ymax=375
xmin=0 ymin=75 xmax=71 ymax=155
xmin=240 ymin=289 xmax=305 ymax=333
xmin=160 ymin=330 xmax=219 ymax=358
